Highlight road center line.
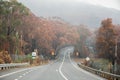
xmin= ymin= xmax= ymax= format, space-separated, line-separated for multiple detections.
xmin=0 ymin=66 xmax=42 ymax=78
xmin=59 ymin=53 xmax=68 ymax=80
xmin=0 ymin=68 xmax=30 ymax=78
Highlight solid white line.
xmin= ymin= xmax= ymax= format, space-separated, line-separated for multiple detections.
xmin=68 ymin=53 xmax=106 ymax=80
xmin=0 ymin=66 xmax=42 ymax=78
xmin=59 ymin=53 xmax=68 ymax=80
xmin=0 ymin=68 xmax=30 ymax=78
xmin=0 ymin=63 xmax=45 ymax=79
xmin=68 ymin=53 xmax=80 ymax=70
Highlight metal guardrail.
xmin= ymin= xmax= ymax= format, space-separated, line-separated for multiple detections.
xmin=0 ymin=63 xmax=29 ymax=70
xmin=78 ymin=63 xmax=120 ymax=80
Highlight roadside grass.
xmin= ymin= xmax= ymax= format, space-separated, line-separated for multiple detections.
xmin=90 ymin=58 xmax=110 ymax=72
xmin=74 ymin=58 xmax=110 ymax=72
xmin=74 ymin=57 xmax=120 ymax=75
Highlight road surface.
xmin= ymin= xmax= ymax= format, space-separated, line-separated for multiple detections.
xmin=0 ymin=47 xmax=106 ymax=80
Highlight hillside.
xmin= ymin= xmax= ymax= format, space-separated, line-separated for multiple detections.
xmin=18 ymin=0 xmax=120 ymax=28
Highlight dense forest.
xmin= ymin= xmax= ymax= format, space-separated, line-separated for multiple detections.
xmin=96 ymin=18 xmax=120 ymax=65
xmin=0 ymin=0 xmax=120 ymax=71
xmin=0 ymin=0 xmax=80 ymax=63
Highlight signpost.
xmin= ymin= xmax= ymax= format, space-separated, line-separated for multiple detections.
xmin=85 ymin=57 xmax=90 ymax=66
xmin=76 ymin=52 xmax=79 ymax=56
xmin=32 ymin=52 xmax=37 ymax=59
xmin=51 ymin=51 xmax=54 ymax=56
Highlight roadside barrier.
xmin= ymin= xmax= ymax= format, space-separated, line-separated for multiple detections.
xmin=78 ymin=63 xmax=120 ymax=80
xmin=0 ymin=63 xmax=29 ymax=70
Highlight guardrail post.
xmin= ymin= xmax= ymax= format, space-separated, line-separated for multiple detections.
xmin=77 ymin=63 xmax=120 ymax=80
xmin=0 ymin=63 xmax=30 ymax=70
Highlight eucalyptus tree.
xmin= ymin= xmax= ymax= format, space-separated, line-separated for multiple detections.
xmin=0 ymin=0 xmax=28 ymax=54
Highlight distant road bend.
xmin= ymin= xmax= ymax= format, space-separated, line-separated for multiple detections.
xmin=0 ymin=47 xmax=106 ymax=80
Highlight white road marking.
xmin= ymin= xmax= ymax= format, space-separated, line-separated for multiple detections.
xmin=0 ymin=68 xmax=30 ymax=78
xmin=68 ymin=53 xmax=106 ymax=80
xmin=0 ymin=64 xmax=45 ymax=80
xmin=0 ymin=66 xmax=43 ymax=78
xmin=59 ymin=53 xmax=68 ymax=80
xmin=14 ymin=69 xmax=33 ymax=80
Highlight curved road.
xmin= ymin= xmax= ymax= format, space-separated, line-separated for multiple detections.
xmin=0 ymin=47 xmax=106 ymax=80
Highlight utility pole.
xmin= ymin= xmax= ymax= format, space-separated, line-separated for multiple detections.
xmin=114 ymin=38 xmax=118 ymax=74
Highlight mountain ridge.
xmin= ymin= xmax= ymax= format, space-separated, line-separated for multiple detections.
xmin=19 ymin=1 xmax=120 ymax=28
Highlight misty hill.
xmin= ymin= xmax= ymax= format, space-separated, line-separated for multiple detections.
xmin=19 ymin=1 xmax=120 ymax=28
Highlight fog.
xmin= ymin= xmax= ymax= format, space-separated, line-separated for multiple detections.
xmin=18 ymin=0 xmax=120 ymax=28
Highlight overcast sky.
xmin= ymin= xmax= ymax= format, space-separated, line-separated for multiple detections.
xmin=18 ymin=0 xmax=120 ymax=28
xmin=18 ymin=0 xmax=120 ymax=10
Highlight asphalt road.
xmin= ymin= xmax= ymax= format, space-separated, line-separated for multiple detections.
xmin=0 ymin=47 xmax=106 ymax=80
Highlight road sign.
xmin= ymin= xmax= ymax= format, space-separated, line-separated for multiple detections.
xmin=51 ymin=51 xmax=54 ymax=56
xmin=86 ymin=57 xmax=90 ymax=61
xmin=32 ymin=52 xmax=37 ymax=57
xmin=32 ymin=52 xmax=37 ymax=59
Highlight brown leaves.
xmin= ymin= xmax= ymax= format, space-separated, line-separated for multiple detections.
xmin=0 ymin=51 xmax=12 ymax=63
xmin=17 ymin=12 xmax=79 ymax=56
xmin=96 ymin=18 xmax=117 ymax=59
xmin=75 ymin=25 xmax=91 ymax=58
